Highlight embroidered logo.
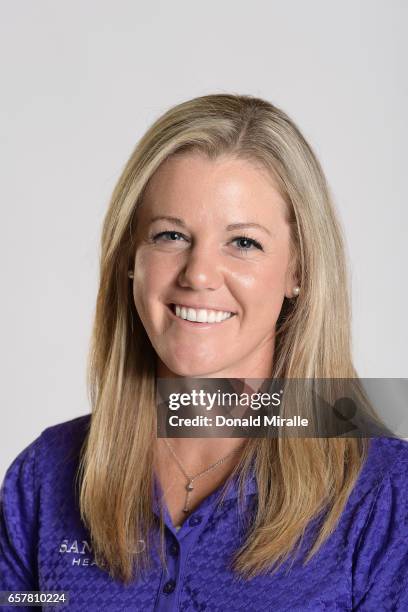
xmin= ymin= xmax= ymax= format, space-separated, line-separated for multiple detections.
xmin=58 ymin=538 xmax=146 ymax=567
xmin=58 ymin=539 xmax=96 ymax=567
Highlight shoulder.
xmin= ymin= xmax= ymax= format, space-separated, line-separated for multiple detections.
xmin=0 ymin=415 xmax=91 ymax=589
xmin=38 ymin=413 xmax=91 ymax=458
xmin=2 ymin=414 xmax=91 ymax=489
xmin=351 ymin=437 xmax=408 ymax=607
xmin=36 ymin=413 xmax=92 ymax=479
xmin=39 ymin=413 xmax=91 ymax=444
xmin=357 ymin=435 xmax=408 ymax=531
xmin=368 ymin=435 xmax=408 ymax=466
xmin=352 ymin=436 xmax=408 ymax=498
xmin=347 ymin=435 xmax=408 ymax=523
xmin=362 ymin=435 xmax=408 ymax=524
xmin=369 ymin=435 xmax=408 ymax=476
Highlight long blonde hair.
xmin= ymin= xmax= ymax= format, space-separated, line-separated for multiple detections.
xmin=78 ymin=94 xmax=369 ymax=583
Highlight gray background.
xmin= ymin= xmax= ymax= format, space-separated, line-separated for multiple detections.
xmin=1 ymin=0 xmax=407 ymax=479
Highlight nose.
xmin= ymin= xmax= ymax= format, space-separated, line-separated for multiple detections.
xmin=177 ymin=243 xmax=224 ymax=291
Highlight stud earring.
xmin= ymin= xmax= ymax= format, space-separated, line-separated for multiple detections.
xmin=293 ymin=286 xmax=300 ymax=297
xmin=128 ymin=270 xmax=134 ymax=279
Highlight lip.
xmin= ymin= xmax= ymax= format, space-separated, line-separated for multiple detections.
xmin=166 ymin=304 xmax=237 ymax=328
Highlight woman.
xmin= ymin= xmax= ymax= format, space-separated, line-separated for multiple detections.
xmin=1 ymin=94 xmax=407 ymax=611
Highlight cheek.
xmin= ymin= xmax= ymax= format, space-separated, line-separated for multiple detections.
xmin=229 ymin=257 xmax=289 ymax=325
xmin=230 ymin=258 xmax=289 ymax=298
xmin=132 ymin=249 xmax=178 ymax=319
xmin=133 ymin=250 xmax=160 ymax=316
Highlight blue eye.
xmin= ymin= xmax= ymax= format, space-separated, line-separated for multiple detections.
xmin=150 ymin=231 xmax=263 ymax=253
xmin=151 ymin=230 xmax=187 ymax=242
xmin=232 ymin=236 xmax=263 ymax=253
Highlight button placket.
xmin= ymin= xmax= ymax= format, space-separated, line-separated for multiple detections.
xmin=162 ymin=578 xmax=176 ymax=594
xmin=156 ymin=528 xmax=183 ymax=608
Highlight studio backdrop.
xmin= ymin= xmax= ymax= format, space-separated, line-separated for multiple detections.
xmin=1 ymin=0 xmax=407 ymax=478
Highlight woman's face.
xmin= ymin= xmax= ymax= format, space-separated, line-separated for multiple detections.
xmin=131 ymin=152 xmax=296 ymax=378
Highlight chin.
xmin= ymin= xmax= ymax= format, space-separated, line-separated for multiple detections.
xmin=168 ymin=364 xmax=216 ymax=378
xmin=160 ymin=356 xmax=224 ymax=378
xmin=155 ymin=342 xmax=220 ymax=376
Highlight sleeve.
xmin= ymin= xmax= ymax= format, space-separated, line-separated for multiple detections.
xmin=352 ymin=460 xmax=408 ymax=610
xmin=0 ymin=437 xmax=41 ymax=598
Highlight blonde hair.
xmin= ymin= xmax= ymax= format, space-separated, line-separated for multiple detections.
xmin=78 ymin=94 xmax=370 ymax=583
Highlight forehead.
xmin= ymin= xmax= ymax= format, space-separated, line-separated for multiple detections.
xmin=139 ymin=152 xmax=289 ymax=222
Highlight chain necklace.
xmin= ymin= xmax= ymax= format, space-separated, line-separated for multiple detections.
xmin=163 ymin=439 xmax=242 ymax=514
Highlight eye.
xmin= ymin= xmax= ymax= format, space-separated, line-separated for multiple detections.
xmin=231 ymin=236 xmax=263 ymax=253
xmin=151 ymin=230 xmax=189 ymax=243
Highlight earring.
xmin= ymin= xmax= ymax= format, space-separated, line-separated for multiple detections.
xmin=128 ymin=270 xmax=134 ymax=279
xmin=293 ymin=286 xmax=300 ymax=297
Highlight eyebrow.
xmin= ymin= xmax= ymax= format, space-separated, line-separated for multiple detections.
xmin=226 ymin=222 xmax=271 ymax=236
xmin=150 ymin=215 xmax=187 ymax=227
xmin=149 ymin=216 xmax=272 ymax=236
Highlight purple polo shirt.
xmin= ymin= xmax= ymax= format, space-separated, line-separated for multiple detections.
xmin=1 ymin=414 xmax=408 ymax=611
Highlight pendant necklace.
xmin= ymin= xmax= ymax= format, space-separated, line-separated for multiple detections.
xmin=163 ymin=438 xmax=242 ymax=514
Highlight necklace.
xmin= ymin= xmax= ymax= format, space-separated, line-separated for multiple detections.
xmin=163 ymin=439 xmax=242 ymax=514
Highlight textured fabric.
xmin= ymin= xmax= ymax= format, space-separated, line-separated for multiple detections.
xmin=1 ymin=414 xmax=408 ymax=611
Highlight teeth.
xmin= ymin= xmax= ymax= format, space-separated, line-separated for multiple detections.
xmin=196 ymin=309 xmax=207 ymax=323
xmin=207 ymin=310 xmax=216 ymax=323
xmin=173 ymin=305 xmax=234 ymax=323
xmin=187 ymin=308 xmax=197 ymax=321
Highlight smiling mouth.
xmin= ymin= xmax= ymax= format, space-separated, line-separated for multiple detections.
xmin=168 ymin=304 xmax=236 ymax=324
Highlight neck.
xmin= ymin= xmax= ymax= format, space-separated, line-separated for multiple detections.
xmin=154 ymin=435 xmax=248 ymax=526
xmin=160 ymin=436 xmax=247 ymax=470
xmin=154 ymin=361 xmax=270 ymax=473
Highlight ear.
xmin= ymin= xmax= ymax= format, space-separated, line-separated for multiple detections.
xmin=284 ymin=255 xmax=299 ymax=299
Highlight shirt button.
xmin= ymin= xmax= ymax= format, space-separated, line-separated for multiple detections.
xmin=169 ymin=542 xmax=179 ymax=557
xmin=163 ymin=579 xmax=176 ymax=594
xmin=189 ymin=515 xmax=203 ymax=526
